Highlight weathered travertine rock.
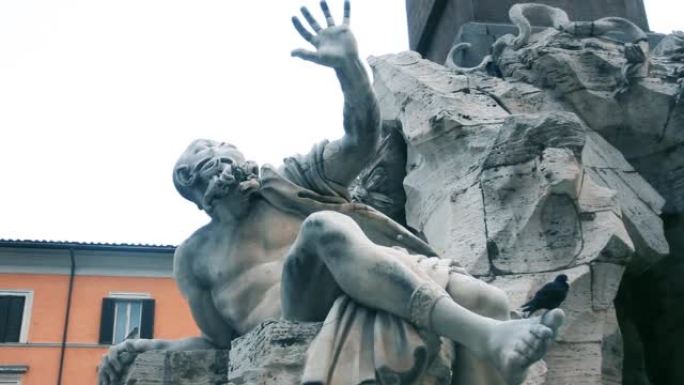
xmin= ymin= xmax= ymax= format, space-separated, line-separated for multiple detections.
xmin=370 ymin=50 xmax=669 ymax=385
xmin=370 ymin=52 xmax=665 ymax=274
xmin=115 ymin=322 xmax=316 ymax=385
xmin=494 ymin=27 xmax=684 ymax=215
xmin=228 ymin=320 xmax=321 ymax=385
xmin=117 ymin=350 xmax=229 ymax=385
xmin=485 ymin=20 xmax=683 ymax=385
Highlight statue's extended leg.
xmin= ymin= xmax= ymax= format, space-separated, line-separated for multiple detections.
xmin=282 ymin=211 xmax=564 ymax=385
xmin=446 ymin=273 xmax=510 ymax=385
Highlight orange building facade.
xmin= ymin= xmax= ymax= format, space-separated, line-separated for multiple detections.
xmin=0 ymin=240 xmax=200 ymax=385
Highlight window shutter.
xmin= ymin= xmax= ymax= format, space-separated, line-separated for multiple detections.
xmin=0 ymin=296 xmax=9 ymax=342
xmin=139 ymin=299 xmax=155 ymax=339
xmin=5 ymin=297 xmax=25 ymax=342
xmin=99 ymin=298 xmax=115 ymax=344
xmin=0 ymin=296 xmax=25 ymax=343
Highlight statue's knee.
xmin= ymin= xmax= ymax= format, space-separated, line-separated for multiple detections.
xmin=479 ymin=285 xmax=510 ymax=320
xmin=301 ymin=211 xmax=355 ymax=253
xmin=282 ymin=249 xmax=300 ymax=274
xmin=303 ymin=210 xmax=356 ymax=229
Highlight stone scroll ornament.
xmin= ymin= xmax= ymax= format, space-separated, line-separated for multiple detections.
xmin=444 ymin=42 xmax=493 ymax=74
xmin=459 ymin=3 xmax=652 ymax=95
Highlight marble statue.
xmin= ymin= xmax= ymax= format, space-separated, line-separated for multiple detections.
xmin=506 ymin=3 xmax=650 ymax=94
xmin=97 ymin=2 xmax=565 ymax=384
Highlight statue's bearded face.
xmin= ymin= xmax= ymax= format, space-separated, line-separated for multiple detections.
xmin=174 ymin=139 xmax=260 ymax=216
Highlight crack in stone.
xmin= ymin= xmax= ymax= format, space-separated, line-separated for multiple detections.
xmin=474 ymin=87 xmax=513 ymax=115
xmin=659 ymin=94 xmax=679 ymax=142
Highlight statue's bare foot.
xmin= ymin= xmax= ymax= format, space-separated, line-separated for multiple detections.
xmin=485 ymin=309 xmax=565 ymax=385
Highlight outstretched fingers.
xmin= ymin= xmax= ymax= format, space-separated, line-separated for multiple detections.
xmin=320 ymin=1 xmax=335 ymax=27
xmin=291 ymin=48 xmax=322 ymax=64
xmin=292 ymin=16 xmax=315 ymax=45
xmin=300 ymin=6 xmax=322 ymax=32
xmin=343 ymin=0 xmax=350 ymax=25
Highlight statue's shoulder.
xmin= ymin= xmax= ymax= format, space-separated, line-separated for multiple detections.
xmin=173 ymin=227 xmax=214 ymax=288
xmin=174 ymin=225 xmax=213 ymax=265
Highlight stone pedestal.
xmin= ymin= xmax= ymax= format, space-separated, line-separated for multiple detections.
xmin=116 ymin=320 xmax=457 ymax=385
xmin=116 ymin=350 xmax=229 ymax=385
xmin=228 ymin=321 xmax=321 ymax=385
xmin=116 ymin=321 xmax=319 ymax=385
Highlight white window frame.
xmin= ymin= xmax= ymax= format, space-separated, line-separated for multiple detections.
xmin=107 ymin=292 xmax=150 ymax=344
xmin=0 ymin=290 xmax=33 ymax=344
xmin=0 ymin=373 xmax=22 ymax=385
xmin=108 ymin=292 xmax=151 ymax=299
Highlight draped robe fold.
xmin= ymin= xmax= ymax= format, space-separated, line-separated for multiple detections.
xmin=257 ymin=141 xmax=463 ymax=385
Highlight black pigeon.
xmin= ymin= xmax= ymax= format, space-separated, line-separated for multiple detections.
xmin=521 ymin=274 xmax=569 ymax=316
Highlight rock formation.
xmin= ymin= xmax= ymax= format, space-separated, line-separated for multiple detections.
xmin=367 ymin=49 xmax=669 ymax=385
xmin=485 ymin=16 xmax=684 ymax=385
xmin=364 ymin=6 xmax=684 ymax=382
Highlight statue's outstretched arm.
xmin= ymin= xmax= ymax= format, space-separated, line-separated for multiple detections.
xmin=291 ymin=0 xmax=380 ymax=187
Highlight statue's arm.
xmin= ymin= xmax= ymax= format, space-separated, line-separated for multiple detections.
xmin=291 ymin=0 xmax=380 ymax=187
xmin=322 ymin=49 xmax=380 ymax=187
xmin=175 ymin=277 xmax=234 ymax=349
xmin=173 ymin=245 xmax=234 ymax=348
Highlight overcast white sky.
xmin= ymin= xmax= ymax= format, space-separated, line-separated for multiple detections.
xmin=0 ymin=0 xmax=681 ymax=245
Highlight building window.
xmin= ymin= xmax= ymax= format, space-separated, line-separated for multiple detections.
xmin=0 ymin=374 xmax=22 ymax=385
xmin=98 ymin=293 xmax=155 ymax=345
xmin=0 ymin=366 xmax=28 ymax=385
xmin=113 ymin=300 xmax=142 ymax=343
xmin=0 ymin=290 xmax=33 ymax=343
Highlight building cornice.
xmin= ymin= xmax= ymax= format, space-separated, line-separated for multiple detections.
xmin=0 ymin=239 xmax=175 ymax=253
xmin=0 ymin=239 xmax=176 ymax=277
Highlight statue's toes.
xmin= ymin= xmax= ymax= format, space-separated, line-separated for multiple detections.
xmin=525 ymin=332 xmax=549 ymax=363
xmin=530 ymin=324 xmax=553 ymax=339
xmin=541 ymin=308 xmax=565 ymax=334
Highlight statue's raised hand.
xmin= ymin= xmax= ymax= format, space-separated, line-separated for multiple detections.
xmin=291 ymin=0 xmax=357 ymax=68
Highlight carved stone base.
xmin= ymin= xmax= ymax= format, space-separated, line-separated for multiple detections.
xmin=116 ymin=349 xmax=229 ymax=385
xmin=116 ymin=321 xmax=317 ymax=385
xmin=228 ymin=320 xmax=321 ymax=385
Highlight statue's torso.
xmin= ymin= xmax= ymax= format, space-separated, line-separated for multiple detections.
xmin=189 ymin=198 xmax=304 ymax=334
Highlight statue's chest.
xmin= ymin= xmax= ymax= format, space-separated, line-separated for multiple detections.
xmin=236 ymin=202 xmax=305 ymax=253
xmin=194 ymin=210 xmax=303 ymax=285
